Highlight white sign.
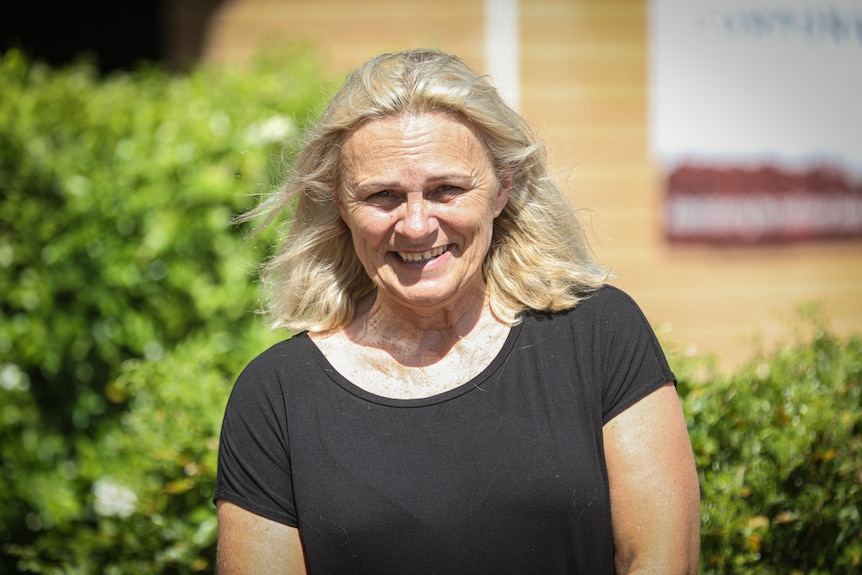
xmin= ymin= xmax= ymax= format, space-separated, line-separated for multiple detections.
xmin=649 ymin=0 xmax=862 ymax=242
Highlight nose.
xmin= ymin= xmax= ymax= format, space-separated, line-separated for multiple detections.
xmin=396 ymin=194 xmax=438 ymax=239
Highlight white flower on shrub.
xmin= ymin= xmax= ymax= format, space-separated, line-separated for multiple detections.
xmin=92 ymin=478 xmax=137 ymax=518
xmin=244 ymin=115 xmax=295 ymax=146
xmin=0 ymin=363 xmax=30 ymax=391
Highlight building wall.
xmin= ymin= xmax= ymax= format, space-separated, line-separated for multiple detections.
xmin=200 ymin=0 xmax=486 ymax=75
xmin=194 ymin=0 xmax=862 ymax=370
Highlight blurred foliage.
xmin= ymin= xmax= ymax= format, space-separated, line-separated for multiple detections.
xmin=0 ymin=45 xmax=325 ymax=431
xmin=1 ymin=48 xmax=860 ymax=574
xmin=0 ymin=46 xmax=325 ymax=572
xmin=676 ymin=309 xmax=862 ymax=574
xmin=4 ymin=326 xmax=281 ymax=573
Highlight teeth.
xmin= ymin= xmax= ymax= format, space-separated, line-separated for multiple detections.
xmin=397 ymin=245 xmax=447 ymax=263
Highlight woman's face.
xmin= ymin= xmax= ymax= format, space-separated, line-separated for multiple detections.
xmin=338 ymin=112 xmax=509 ymax=314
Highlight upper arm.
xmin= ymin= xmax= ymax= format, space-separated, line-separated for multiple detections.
xmin=603 ymin=384 xmax=700 ymax=575
xmin=216 ymin=500 xmax=307 ymax=575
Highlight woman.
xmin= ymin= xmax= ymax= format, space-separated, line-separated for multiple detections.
xmin=215 ymin=49 xmax=700 ymax=574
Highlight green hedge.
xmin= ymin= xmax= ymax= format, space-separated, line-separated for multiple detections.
xmin=0 ymin=45 xmax=325 ymax=432
xmin=681 ymin=315 xmax=862 ymax=574
xmin=4 ymin=326 xmax=285 ymax=573
xmin=0 ymin=46 xmax=325 ymax=573
xmin=1 ymin=50 xmax=860 ymax=573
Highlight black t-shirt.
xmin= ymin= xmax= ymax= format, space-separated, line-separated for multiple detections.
xmin=215 ymin=286 xmax=676 ymax=574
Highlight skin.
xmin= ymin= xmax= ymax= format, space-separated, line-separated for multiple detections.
xmin=316 ymin=111 xmax=512 ymax=398
xmin=216 ymin=500 xmax=306 ymax=575
xmin=604 ymin=384 xmax=701 ymax=574
xmin=216 ymin=111 xmax=701 ymax=574
xmin=335 ymin=112 xmax=509 ymax=330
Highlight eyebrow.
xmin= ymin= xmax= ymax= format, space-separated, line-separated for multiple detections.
xmin=352 ymin=173 xmax=476 ymax=192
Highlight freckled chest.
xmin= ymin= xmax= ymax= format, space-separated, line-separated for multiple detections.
xmin=311 ymin=310 xmax=511 ymax=400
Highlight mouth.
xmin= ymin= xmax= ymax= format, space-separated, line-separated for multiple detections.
xmin=395 ymin=245 xmax=450 ymax=263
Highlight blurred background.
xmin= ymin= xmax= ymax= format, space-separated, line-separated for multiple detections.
xmin=194 ymin=0 xmax=862 ymax=371
xmin=200 ymin=0 xmax=862 ymax=371
xmin=2 ymin=1 xmax=861 ymax=573
xmin=6 ymin=0 xmax=861 ymax=369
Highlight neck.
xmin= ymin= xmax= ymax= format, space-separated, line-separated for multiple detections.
xmin=346 ymin=288 xmax=500 ymax=368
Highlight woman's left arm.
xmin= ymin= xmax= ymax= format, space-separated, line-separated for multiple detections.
xmin=603 ymin=383 xmax=701 ymax=574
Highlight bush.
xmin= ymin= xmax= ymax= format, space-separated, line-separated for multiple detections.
xmin=0 ymin=46 xmax=327 ymax=573
xmin=678 ymin=315 xmax=862 ymax=574
xmin=5 ymin=326 xmax=282 ymax=574
xmin=0 ymin=45 xmax=324 ymax=431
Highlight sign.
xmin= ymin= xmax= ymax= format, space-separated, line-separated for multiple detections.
xmin=649 ymin=0 xmax=862 ymax=242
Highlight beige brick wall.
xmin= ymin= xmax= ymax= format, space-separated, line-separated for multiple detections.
xmin=196 ymin=0 xmax=862 ymax=370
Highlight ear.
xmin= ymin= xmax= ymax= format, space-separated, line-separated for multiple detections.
xmin=493 ymin=168 xmax=513 ymax=217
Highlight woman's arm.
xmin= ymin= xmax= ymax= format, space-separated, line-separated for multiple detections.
xmin=216 ymin=500 xmax=308 ymax=575
xmin=603 ymin=383 xmax=701 ymax=574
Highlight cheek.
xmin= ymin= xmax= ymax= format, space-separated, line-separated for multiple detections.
xmin=345 ymin=209 xmax=395 ymax=246
xmin=453 ymin=199 xmax=498 ymax=235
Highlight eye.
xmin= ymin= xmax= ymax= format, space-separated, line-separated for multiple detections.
xmin=364 ymin=189 xmax=402 ymax=207
xmin=371 ymin=190 xmax=395 ymax=198
xmin=429 ymin=185 xmax=464 ymax=200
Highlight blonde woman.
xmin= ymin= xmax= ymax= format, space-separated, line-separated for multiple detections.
xmin=215 ymin=49 xmax=700 ymax=575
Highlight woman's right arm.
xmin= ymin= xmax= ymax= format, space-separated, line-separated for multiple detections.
xmin=216 ymin=500 xmax=308 ymax=575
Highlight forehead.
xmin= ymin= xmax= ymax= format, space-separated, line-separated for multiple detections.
xmin=340 ymin=112 xmax=493 ymax=178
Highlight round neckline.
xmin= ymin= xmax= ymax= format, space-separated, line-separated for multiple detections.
xmin=300 ymin=321 xmax=523 ymax=408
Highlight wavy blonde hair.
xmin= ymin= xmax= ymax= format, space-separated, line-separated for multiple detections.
xmin=239 ymin=48 xmax=608 ymax=332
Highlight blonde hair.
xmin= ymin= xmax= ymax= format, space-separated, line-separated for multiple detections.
xmin=239 ymin=48 xmax=608 ymax=332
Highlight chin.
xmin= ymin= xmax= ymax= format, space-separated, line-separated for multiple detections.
xmin=384 ymin=285 xmax=461 ymax=309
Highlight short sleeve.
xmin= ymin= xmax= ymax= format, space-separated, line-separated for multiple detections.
xmin=214 ymin=346 xmax=298 ymax=526
xmin=594 ymin=287 xmax=677 ymax=424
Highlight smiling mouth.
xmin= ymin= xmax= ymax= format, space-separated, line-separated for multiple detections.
xmin=395 ymin=245 xmax=449 ymax=263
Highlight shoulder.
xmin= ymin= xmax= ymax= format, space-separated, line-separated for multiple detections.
xmin=515 ymin=285 xmax=674 ymax=422
xmin=228 ymin=332 xmax=315 ymax=401
xmin=570 ymin=285 xmax=663 ymax=347
xmin=221 ymin=333 xmax=321 ymax=442
xmin=520 ymin=285 xmax=667 ymax=369
xmin=576 ymin=284 xmax=644 ymax=315
xmin=577 ymin=285 xmax=655 ymax=330
xmin=238 ymin=332 xmax=312 ymax=375
xmin=524 ymin=285 xmax=649 ymax=329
